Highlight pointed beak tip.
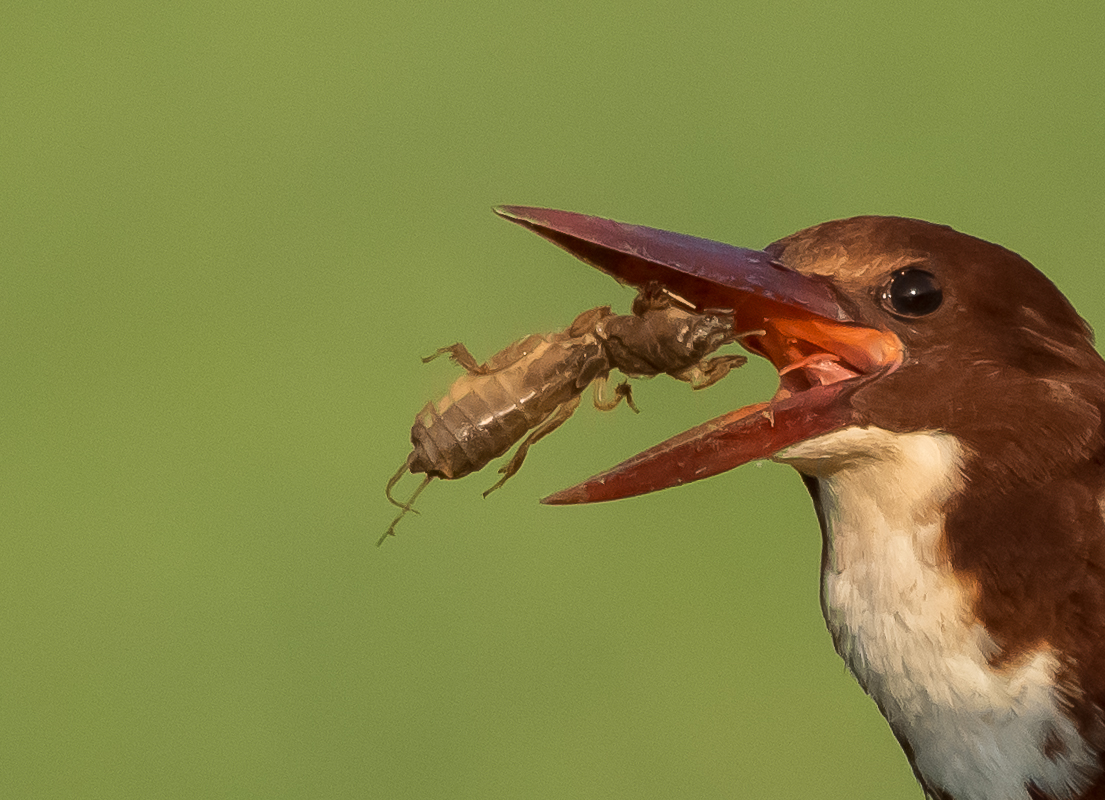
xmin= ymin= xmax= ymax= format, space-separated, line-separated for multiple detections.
xmin=540 ymin=487 xmax=585 ymax=505
xmin=493 ymin=204 xmax=527 ymax=222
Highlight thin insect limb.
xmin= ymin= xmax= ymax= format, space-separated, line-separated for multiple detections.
xmin=422 ymin=342 xmax=488 ymax=374
xmin=676 ymin=354 xmax=749 ymax=390
xmin=617 ymin=381 xmax=640 ymax=413
xmin=482 ymin=397 xmax=582 ymax=498
xmin=657 ymin=287 xmax=694 ymax=310
xmin=385 ymin=455 xmax=419 ymax=510
xmin=591 ymin=377 xmax=640 ymax=413
xmin=379 ymin=473 xmax=433 ymax=546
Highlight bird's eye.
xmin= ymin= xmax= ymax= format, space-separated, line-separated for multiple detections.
xmin=882 ymin=268 xmax=942 ymax=317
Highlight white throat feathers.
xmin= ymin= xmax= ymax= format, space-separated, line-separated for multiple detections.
xmin=775 ymin=427 xmax=1098 ymax=800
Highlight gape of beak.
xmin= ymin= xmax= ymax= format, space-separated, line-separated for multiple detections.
xmin=493 ymin=206 xmax=903 ymax=504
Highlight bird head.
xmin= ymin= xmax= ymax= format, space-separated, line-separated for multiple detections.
xmin=494 ymin=207 xmax=1105 ymax=503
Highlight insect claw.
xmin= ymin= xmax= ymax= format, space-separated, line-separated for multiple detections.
xmin=592 ymin=378 xmax=639 ymax=413
xmin=481 ymin=469 xmax=510 ymax=498
xmin=619 ymin=382 xmax=640 ymax=414
xmin=421 ymin=344 xmax=458 ymax=364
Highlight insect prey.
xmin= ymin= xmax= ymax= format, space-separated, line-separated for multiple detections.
xmin=380 ymin=285 xmax=748 ymax=545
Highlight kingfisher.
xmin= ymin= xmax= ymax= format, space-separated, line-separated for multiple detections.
xmin=495 ymin=206 xmax=1105 ymax=800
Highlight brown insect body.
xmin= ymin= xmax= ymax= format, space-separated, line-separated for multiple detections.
xmin=410 ymin=308 xmax=610 ymax=481
xmin=597 ymin=292 xmax=744 ymax=387
xmin=381 ymin=289 xmax=745 ymax=544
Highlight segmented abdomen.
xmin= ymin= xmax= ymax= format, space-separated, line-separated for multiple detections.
xmin=409 ymin=338 xmax=608 ymax=480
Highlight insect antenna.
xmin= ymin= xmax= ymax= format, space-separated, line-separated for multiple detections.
xmin=385 ymin=456 xmax=418 ymax=510
xmin=380 ymin=457 xmax=433 ymax=546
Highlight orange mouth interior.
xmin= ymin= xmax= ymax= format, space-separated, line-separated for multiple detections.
xmin=742 ymin=315 xmax=903 ymax=398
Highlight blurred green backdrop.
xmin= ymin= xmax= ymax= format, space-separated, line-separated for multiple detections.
xmin=4 ymin=2 xmax=1103 ymax=798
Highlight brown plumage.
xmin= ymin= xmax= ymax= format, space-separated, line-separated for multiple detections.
xmin=493 ymin=206 xmax=1105 ymax=800
xmin=767 ymin=217 xmax=1105 ymax=799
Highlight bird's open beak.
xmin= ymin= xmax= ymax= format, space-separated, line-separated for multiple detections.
xmin=494 ymin=206 xmax=904 ymax=504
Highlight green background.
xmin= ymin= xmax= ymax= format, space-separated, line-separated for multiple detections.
xmin=4 ymin=2 xmax=1103 ymax=798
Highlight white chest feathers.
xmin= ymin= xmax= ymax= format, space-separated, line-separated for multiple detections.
xmin=775 ymin=427 xmax=1098 ymax=800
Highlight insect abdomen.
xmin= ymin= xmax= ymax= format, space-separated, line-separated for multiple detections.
xmin=409 ymin=339 xmax=607 ymax=480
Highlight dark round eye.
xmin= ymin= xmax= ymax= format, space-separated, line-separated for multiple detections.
xmin=883 ymin=268 xmax=942 ymax=317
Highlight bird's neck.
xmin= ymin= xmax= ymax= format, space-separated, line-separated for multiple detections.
xmin=779 ymin=427 xmax=1100 ymax=800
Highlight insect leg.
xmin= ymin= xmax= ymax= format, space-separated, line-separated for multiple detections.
xmin=592 ymin=377 xmax=640 ymax=413
xmin=671 ymin=354 xmax=748 ymax=390
xmin=378 ymin=473 xmax=433 ymax=546
xmin=422 ymin=343 xmax=489 ymax=374
xmin=482 ymin=395 xmax=583 ymax=498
